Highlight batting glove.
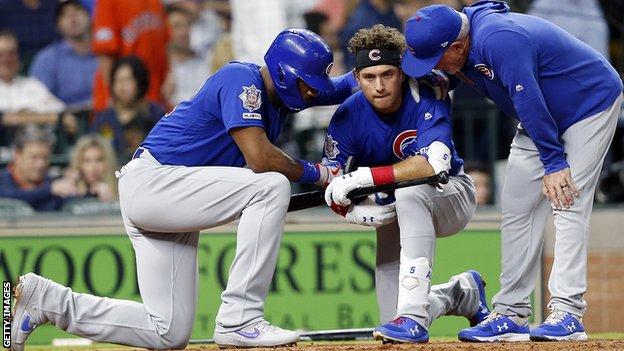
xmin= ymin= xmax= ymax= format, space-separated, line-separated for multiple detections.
xmin=345 ymin=193 xmax=397 ymax=228
xmin=325 ymin=167 xmax=374 ymax=207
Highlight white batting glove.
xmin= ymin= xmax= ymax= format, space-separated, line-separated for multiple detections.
xmin=324 ymin=167 xmax=374 ymax=207
xmin=345 ymin=193 xmax=396 ymax=228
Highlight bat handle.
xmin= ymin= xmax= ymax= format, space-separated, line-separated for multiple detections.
xmin=438 ymin=171 xmax=449 ymax=184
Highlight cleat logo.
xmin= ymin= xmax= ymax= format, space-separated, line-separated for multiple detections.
xmin=496 ymin=322 xmax=509 ymax=332
xmin=20 ymin=315 xmax=35 ymax=332
xmin=235 ymin=327 xmax=260 ymax=339
xmin=566 ymin=322 xmax=576 ymax=332
xmin=409 ymin=325 xmax=419 ymax=336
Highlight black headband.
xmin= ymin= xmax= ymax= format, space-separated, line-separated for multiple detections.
xmin=355 ymin=49 xmax=402 ymax=70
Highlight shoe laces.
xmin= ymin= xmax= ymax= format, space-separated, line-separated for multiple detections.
xmin=390 ymin=316 xmax=410 ymax=326
xmin=544 ymin=310 xmax=568 ymax=325
xmin=478 ymin=312 xmax=503 ymax=326
xmin=255 ymin=320 xmax=280 ymax=333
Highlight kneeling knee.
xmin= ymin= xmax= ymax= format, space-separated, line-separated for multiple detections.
xmin=160 ymin=333 xmax=190 ymax=350
xmin=259 ymin=172 xmax=291 ymax=200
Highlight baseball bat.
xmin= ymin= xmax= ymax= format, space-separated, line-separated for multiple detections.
xmin=287 ymin=170 xmax=449 ymax=212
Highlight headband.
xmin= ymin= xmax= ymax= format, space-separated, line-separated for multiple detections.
xmin=355 ymin=49 xmax=402 ymax=70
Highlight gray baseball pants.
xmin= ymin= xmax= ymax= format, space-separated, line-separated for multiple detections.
xmin=375 ymin=174 xmax=478 ymax=327
xmin=493 ymin=94 xmax=622 ymax=318
xmin=28 ymin=149 xmax=291 ymax=349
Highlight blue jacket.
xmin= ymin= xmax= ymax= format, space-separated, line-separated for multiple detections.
xmin=0 ymin=167 xmax=63 ymax=211
xmin=458 ymin=1 xmax=622 ymax=174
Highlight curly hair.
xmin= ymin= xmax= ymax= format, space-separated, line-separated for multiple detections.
xmin=347 ymin=24 xmax=406 ymax=54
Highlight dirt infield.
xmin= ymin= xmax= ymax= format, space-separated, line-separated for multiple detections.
xmin=196 ymin=339 xmax=624 ymax=351
xmin=22 ymin=338 xmax=624 ymax=350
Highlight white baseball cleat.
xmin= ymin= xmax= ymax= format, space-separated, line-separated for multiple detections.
xmin=10 ymin=273 xmax=48 ymax=351
xmin=214 ymin=320 xmax=299 ymax=348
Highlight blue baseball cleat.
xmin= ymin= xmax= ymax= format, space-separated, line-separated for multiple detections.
xmin=373 ymin=316 xmax=429 ymax=344
xmin=466 ymin=270 xmax=491 ymax=327
xmin=458 ymin=312 xmax=530 ymax=342
xmin=530 ymin=310 xmax=588 ymax=341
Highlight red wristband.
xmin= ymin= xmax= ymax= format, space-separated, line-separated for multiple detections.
xmin=371 ymin=166 xmax=395 ymax=185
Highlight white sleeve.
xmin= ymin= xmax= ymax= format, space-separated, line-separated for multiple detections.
xmin=26 ymin=78 xmax=66 ymax=113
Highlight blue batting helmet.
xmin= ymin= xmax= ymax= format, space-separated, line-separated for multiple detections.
xmin=264 ymin=28 xmax=335 ymax=111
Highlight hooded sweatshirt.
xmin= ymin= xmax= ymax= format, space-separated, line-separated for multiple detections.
xmin=458 ymin=0 xmax=622 ymax=174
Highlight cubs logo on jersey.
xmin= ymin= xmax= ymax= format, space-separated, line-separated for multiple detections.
xmin=393 ymin=130 xmax=418 ymax=159
xmin=474 ymin=64 xmax=495 ymax=80
xmin=324 ymin=134 xmax=340 ymax=159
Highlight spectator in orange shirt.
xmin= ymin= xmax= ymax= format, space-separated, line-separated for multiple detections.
xmin=91 ymin=0 xmax=168 ymax=112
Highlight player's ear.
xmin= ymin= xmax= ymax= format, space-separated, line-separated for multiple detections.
xmin=354 ymin=69 xmax=362 ymax=86
xmin=450 ymin=40 xmax=464 ymax=53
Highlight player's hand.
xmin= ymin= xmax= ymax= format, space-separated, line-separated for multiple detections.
xmin=419 ymin=69 xmax=449 ymax=100
xmin=345 ymin=192 xmax=396 ymax=228
xmin=542 ymin=167 xmax=579 ymax=210
xmin=315 ymin=163 xmax=342 ymax=187
xmin=324 ymin=167 xmax=374 ymax=206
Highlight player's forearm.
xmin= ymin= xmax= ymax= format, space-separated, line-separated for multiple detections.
xmin=247 ymin=145 xmax=303 ymax=181
xmin=392 ymin=155 xmax=435 ymax=182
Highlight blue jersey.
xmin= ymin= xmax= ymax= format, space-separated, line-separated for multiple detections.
xmin=323 ymin=80 xmax=464 ymax=176
xmin=457 ymin=0 xmax=622 ymax=174
xmin=141 ymin=62 xmax=356 ymax=167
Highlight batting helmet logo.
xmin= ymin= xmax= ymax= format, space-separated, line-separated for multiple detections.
xmin=326 ymin=62 xmax=334 ymax=75
xmin=393 ymin=130 xmax=418 ymax=159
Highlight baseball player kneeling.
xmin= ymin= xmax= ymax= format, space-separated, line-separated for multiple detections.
xmin=10 ymin=29 xmax=357 ymax=351
xmin=323 ymin=25 xmax=488 ymax=344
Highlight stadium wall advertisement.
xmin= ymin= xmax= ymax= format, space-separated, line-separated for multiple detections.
xmin=0 ymin=230 xmax=501 ymax=344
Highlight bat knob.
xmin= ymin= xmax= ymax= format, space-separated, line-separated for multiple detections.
xmin=438 ymin=171 xmax=449 ymax=184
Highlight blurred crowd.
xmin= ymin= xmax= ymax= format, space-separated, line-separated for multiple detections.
xmin=0 ymin=0 xmax=623 ymax=215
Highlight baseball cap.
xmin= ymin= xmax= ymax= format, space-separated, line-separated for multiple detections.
xmin=402 ymin=5 xmax=462 ymax=77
